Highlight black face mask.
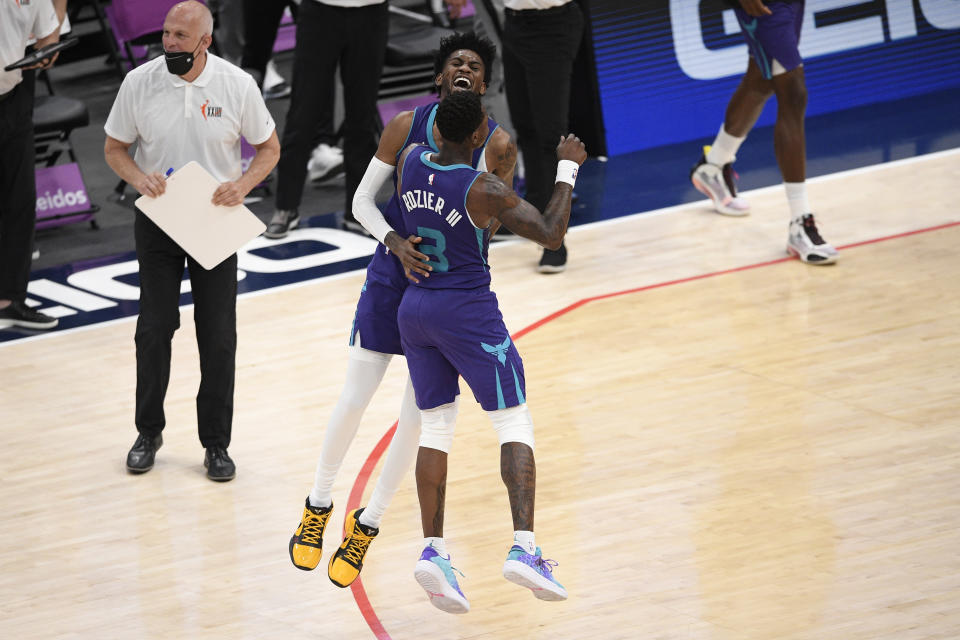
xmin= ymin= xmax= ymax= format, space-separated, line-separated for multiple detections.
xmin=164 ymin=40 xmax=202 ymax=76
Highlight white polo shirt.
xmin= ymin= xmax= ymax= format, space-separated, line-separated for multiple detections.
xmin=0 ymin=0 xmax=60 ymax=95
xmin=104 ymin=53 xmax=275 ymax=184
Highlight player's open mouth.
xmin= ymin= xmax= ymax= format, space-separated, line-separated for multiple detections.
xmin=453 ymin=77 xmax=472 ymax=89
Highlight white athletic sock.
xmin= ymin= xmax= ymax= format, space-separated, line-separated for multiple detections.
xmin=706 ymin=124 xmax=746 ymax=166
xmin=359 ymin=377 xmax=420 ymax=529
xmin=309 ymin=348 xmax=392 ymax=508
xmin=424 ymin=537 xmax=447 ymax=556
xmin=784 ymin=182 xmax=810 ymax=221
xmin=307 ymin=495 xmax=332 ymax=510
xmin=513 ymin=530 xmax=536 ymax=555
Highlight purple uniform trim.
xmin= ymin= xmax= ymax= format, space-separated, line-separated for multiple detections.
xmin=349 ymin=279 xmax=405 ymax=354
xmin=736 ymin=1 xmax=805 ymax=80
xmin=399 ymin=287 xmax=526 ymax=411
xmin=350 ymin=104 xmax=500 ymax=355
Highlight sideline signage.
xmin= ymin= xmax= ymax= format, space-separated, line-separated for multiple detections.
xmin=35 ymin=163 xmax=96 ymax=229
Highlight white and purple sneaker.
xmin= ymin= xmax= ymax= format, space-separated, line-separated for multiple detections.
xmin=787 ymin=213 xmax=838 ymax=264
xmin=502 ymin=545 xmax=568 ymax=601
xmin=690 ymin=155 xmax=751 ymax=216
xmin=414 ymin=545 xmax=470 ymax=614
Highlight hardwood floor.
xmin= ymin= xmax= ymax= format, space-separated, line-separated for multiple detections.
xmin=1 ymin=150 xmax=958 ymax=639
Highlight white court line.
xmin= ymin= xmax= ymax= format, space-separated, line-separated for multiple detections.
xmin=3 ymin=147 xmax=958 ymax=350
xmin=553 ymin=146 xmax=960 ymax=234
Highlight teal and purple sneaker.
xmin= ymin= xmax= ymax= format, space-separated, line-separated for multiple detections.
xmin=502 ymin=545 xmax=568 ymax=601
xmin=414 ymin=546 xmax=470 ymax=614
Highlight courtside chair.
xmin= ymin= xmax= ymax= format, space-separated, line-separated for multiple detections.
xmin=33 ymin=71 xmax=100 ymax=229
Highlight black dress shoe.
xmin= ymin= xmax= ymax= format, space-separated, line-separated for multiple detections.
xmin=126 ymin=433 xmax=163 ymax=473
xmin=204 ymin=446 xmax=236 ymax=482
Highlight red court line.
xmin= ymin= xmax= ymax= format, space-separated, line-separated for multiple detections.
xmin=345 ymin=423 xmax=397 ymax=640
xmin=345 ymin=218 xmax=960 ymax=639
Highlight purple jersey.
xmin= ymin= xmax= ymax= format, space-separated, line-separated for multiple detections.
xmin=396 ymin=144 xmax=525 ymax=412
xmin=398 ymin=145 xmax=490 ymax=291
xmin=350 ymin=104 xmax=500 ymax=355
xmin=365 ymin=103 xmax=500 ymax=291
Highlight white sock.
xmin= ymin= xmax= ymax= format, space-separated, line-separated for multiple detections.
xmin=706 ymin=124 xmax=746 ymax=166
xmin=513 ymin=530 xmax=536 ymax=555
xmin=359 ymin=377 xmax=420 ymax=529
xmin=424 ymin=537 xmax=447 ymax=556
xmin=307 ymin=495 xmax=332 ymax=510
xmin=309 ymin=347 xmax=392 ymax=508
xmin=784 ymin=182 xmax=810 ymax=221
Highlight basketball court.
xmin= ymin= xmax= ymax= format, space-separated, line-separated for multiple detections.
xmin=2 ymin=147 xmax=959 ymax=638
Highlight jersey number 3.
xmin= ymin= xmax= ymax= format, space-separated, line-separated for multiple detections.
xmin=417 ymin=226 xmax=449 ymax=272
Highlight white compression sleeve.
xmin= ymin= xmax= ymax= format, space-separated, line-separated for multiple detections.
xmin=419 ymin=397 xmax=460 ymax=453
xmin=359 ymin=376 xmax=421 ymax=529
xmin=353 ymin=157 xmax=397 ymax=244
xmin=309 ymin=345 xmax=393 ymax=508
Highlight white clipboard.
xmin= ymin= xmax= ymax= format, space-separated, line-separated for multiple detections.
xmin=135 ymin=161 xmax=266 ymax=270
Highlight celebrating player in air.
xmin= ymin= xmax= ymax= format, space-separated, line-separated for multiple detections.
xmin=287 ymin=32 xmax=517 ymax=589
xmin=394 ymin=90 xmax=586 ymax=613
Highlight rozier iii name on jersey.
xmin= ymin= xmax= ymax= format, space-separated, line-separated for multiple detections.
xmin=400 ymin=187 xmax=465 ymax=228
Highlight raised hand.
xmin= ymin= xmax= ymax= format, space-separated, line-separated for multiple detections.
xmin=556 ymin=134 xmax=587 ymax=165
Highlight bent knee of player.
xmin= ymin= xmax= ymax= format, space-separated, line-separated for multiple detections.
xmin=488 ymin=403 xmax=535 ymax=450
xmin=419 ymin=398 xmax=460 ymax=453
xmin=773 ymin=63 xmax=807 ymax=109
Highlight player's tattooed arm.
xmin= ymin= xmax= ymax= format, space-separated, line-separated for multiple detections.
xmin=490 ymin=131 xmax=517 ymax=186
xmin=469 ymin=174 xmax=570 ymax=249
xmin=469 ymin=133 xmax=584 ymax=248
xmin=483 ymin=130 xmax=517 ymax=236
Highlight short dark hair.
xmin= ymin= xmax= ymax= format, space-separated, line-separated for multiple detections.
xmin=436 ymin=91 xmax=484 ymax=144
xmin=433 ymin=32 xmax=496 ymax=85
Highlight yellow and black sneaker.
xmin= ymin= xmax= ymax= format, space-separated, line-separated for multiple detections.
xmin=328 ymin=507 xmax=379 ymax=587
xmin=288 ymin=497 xmax=332 ymax=571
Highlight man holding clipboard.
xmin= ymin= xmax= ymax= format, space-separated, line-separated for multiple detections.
xmin=0 ymin=0 xmax=64 ymax=330
xmin=104 ymin=1 xmax=280 ymax=481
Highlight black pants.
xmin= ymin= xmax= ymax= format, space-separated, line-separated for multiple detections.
xmin=275 ymin=0 xmax=388 ymax=215
xmin=240 ymin=0 xmax=298 ymax=81
xmin=134 ymin=211 xmax=237 ymax=448
xmin=0 ymin=72 xmax=36 ymax=303
xmin=503 ymin=2 xmax=583 ymax=213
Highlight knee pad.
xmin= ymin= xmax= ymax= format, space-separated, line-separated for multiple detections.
xmin=488 ymin=403 xmax=534 ymax=450
xmin=419 ymin=397 xmax=460 ymax=453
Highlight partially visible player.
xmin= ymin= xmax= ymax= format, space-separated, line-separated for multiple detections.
xmin=690 ymin=0 xmax=838 ymax=265
xmin=287 ymin=32 xmax=518 ymax=589
xmin=394 ymin=90 xmax=586 ymax=613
